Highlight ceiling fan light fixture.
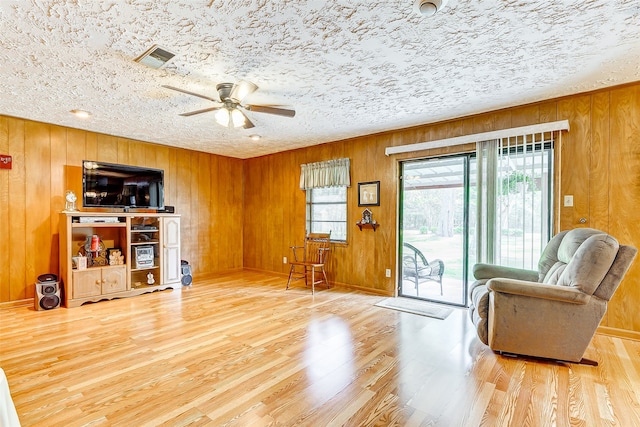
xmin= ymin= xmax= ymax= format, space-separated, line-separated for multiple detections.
xmin=164 ymin=81 xmax=295 ymax=127
xmin=215 ymin=108 xmax=230 ymax=127
xmin=231 ymin=109 xmax=246 ymax=127
xmin=215 ymin=107 xmax=246 ymax=128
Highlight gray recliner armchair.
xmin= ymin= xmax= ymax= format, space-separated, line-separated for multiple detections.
xmin=468 ymin=228 xmax=636 ymax=364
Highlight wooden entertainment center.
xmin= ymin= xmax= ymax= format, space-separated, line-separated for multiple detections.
xmin=59 ymin=212 xmax=181 ymax=308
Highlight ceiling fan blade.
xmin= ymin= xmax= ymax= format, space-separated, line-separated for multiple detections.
xmin=245 ymin=104 xmax=296 ymax=118
xmin=179 ymin=106 xmax=222 ymax=117
xmin=162 ymin=85 xmax=220 ymax=103
xmin=230 ymin=80 xmax=258 ymax=102
xmin=242 ymin=114 xmax=255 ymax=129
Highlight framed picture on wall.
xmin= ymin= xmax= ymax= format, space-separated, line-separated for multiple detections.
xmin=358 ymin=181 xmax=380 ymax=206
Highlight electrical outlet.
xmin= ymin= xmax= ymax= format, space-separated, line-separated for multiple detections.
xmin=283 ymin=256 xmax=287 ymax=264
xmin=385 ymin=268 xmax=391 ymax=278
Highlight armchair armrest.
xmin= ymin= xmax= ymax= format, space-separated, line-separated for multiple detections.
xmin=473 ymin=263 xmax=538 ymax=282
xmin=487 ymin=278 xmax=590 ymax=304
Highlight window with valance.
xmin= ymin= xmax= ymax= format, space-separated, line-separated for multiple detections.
xmin=299 ymin=158 xmax=350 ymax=190
xmin=299 ymin=158 xmax=350 ymax=242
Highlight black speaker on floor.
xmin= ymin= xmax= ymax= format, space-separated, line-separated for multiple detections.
xmin=35 ymin=274 xmax=61 ymax=311
xmin=181 ymin=260 xmax=193 ymax=286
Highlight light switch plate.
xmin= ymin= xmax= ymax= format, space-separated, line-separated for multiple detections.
xmin=564 ymin=195 xmax=574 ymax=207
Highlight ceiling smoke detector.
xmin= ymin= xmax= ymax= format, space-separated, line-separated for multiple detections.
xmin=415 ymin=0 xmax=449 ymax=17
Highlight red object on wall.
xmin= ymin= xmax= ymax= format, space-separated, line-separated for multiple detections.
xmin=0 ymin=154 xmax=12 ymax=169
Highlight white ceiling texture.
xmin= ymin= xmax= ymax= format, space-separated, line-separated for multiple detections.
xmin=1 ymin=0 xmax=639 ymax=159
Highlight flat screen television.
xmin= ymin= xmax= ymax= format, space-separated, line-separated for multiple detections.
xmin=82 ymin=160 xmax=164 ymax=210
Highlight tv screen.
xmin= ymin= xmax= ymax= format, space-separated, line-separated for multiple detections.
xmin=82 ymin=160 xmax=164 ymax=209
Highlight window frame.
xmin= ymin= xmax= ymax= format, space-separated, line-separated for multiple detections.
xmin=306 ymin=186 xmax=348 ymax=243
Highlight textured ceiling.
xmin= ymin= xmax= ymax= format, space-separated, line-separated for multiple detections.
xmin=1 ymin=1 xmax=639 ymax=159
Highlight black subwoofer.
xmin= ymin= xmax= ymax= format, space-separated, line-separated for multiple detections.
xmin=35 ymin=274 xmax=61 ymax=311
xmin=181 ymin=260 xmax=192 ymax=286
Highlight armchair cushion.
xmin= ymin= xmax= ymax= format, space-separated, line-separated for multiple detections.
xmin=543 ymin=231 xmax=619 ymax=295
xmin=537 ymin=230 xmax=568 ymax=280
xmin=594 ymin=245 xmax=638 ymax=301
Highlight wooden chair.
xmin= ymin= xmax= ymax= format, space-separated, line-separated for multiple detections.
xmin=286 ymin=233 xmax=331 ymax=294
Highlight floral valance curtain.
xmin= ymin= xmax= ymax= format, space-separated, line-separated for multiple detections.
xmin=299 ymin=158 xmax=351 ymax=190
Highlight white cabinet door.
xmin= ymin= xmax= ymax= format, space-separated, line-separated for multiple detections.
xmin=162 ymin=216 xmax=181 ymax=284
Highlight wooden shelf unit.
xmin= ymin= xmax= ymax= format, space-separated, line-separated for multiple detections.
xmin=59 ymin=212 xmax=181 ymax=308
xmin=129 ymin=216 xmax=161 ymax=289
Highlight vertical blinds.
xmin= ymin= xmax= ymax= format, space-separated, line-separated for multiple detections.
xmin=477 ymin=131 xmax=558 ymax=270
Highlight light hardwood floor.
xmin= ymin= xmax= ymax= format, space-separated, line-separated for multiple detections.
xmin=1 ymin=271 xmax=640 ymax=426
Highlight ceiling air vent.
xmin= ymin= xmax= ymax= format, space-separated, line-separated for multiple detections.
xmin=135 ymin=45 xmax=176 ymax=69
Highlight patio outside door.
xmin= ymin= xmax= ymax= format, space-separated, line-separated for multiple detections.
xmin=399 ymin=156 xmax=473 ymax=306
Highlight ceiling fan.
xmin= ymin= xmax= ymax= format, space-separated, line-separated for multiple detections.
xmin=162 ymin=81 xmax=295 ymax=129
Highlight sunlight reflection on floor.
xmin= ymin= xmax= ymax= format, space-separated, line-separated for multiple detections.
xmin=303 ymin=316 xmax=355 ymax=404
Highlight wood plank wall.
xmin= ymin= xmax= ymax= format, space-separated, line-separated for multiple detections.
xmin=0 ymin=117 xmax=244 ymax=303
xmin=243 ymin=82 xmax=640 ymax=334
xmin=2 ymin=81 xmax=639 ymax=335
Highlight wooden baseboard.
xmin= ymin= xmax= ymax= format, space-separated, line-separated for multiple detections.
xmin=328 ymin=280 xmax=393 ymax=296
xmin=597 ymin=326 xmax=640 ymax=342
xmin=242 ymin=267 xmax=288 ymax=278
xmin=242 ymin=268 xmax=393 ymax=296
xmin=0 ymin=298 xmax=33 ymax=309
xmin=193 ymin=268 xmax=245 ymax=281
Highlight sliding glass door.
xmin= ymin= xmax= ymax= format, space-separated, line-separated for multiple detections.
xmin=399 ymin=137 xmax=554 ymax=307
xmin=399 ymin=156 xmax=471 ymax=306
